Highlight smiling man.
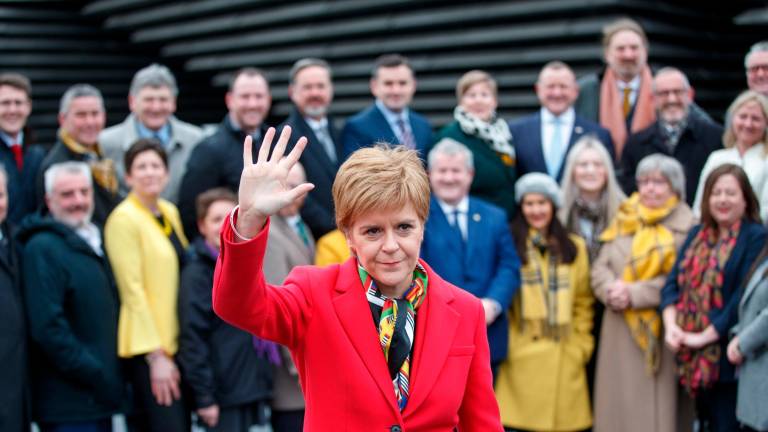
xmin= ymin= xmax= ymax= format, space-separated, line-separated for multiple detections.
xmin=341 ymin=54 xmax=433 ymax=158
xmin=420 ymin=137 xmax=520 ymax=379
xmin=101 ymin=64 xmax=202 ymax=204
xmin=179 ymin=67 xmax=272 ymax=238
xmin=39 ymin=84 xmax=120 ymax=226
xmin=746 ymin=41 xmax=768 ymax=97
xmin=617 ymin=67 xmax=723 ymax=204
xmin=510 ymin=61 xmax=613 ymax=182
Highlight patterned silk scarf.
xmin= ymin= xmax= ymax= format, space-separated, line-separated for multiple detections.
xmin=600 ymin=193 xmax=679 ymax=375
xmin=519 ymin=229 xmax=573 ymax=339
xmin=361 ymin=261 xmax=428 ymax=411
xmin=675 ymin=222 xmax=740 ymax=396
xmin=59 ymin=129 xmax=119 ymax=194
xmin=454 ymin=106 xmax=516 ymax=166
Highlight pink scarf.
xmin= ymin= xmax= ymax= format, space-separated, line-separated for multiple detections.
xmin=599 ymin=66 xmax=656 ymax=160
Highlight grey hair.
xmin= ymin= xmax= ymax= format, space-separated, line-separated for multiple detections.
xmin=130 ymin=63 xmax=178 ymax=97
xmin=44 ymin=161 xmax=92 ymax=196
xmin=635 ymin=153 xmax=686 ymax=201
xmin=427 ymin=138 xmax=474 ymax=171
xmin=289 ymin=58 xmax=331 ymax=84
xmin=745 ymin=41 xmax=768 ymax=68
xmin=558 ymin=135 xmax=626 ymax=224
xmin=59 ymin=84 xmax=104 ymax=116
xmin=652 ymin=67 xmax=691 ymax=91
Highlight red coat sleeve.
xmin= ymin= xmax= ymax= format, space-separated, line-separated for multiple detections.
xmin=212 ymin=214 xmax=313 ymax=350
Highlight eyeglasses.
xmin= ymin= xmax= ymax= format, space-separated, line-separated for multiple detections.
xmin=653 ymin=88 xmax=687 ymax=98
xmin=637 ymin=177 xmax=669 ymax=187
xmin=0 ymin=99 xmax=29 ymax=108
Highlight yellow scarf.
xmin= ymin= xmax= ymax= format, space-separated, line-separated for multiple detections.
xmin=519 ymin=229 xmax=573 ymax=339
xmin=600 ymin=193 xmax=679 ymax=375
xmin=59 ymin=129 xmax=119 ymax=194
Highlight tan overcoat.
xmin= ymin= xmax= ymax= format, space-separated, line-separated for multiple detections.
xmin=590 ymin=203 xmax=694 ymax=432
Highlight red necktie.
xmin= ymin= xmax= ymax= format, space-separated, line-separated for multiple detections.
xmin=10 ymin=143 xmax=23 ymax=170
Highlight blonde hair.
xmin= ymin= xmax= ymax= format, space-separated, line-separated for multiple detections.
xmin=332 ymin=144 xmax=429 ymax=232
xmin=558 ymin=135 xmax=626 ymax=224
xmin=455 ymin=70 xmax=497 ymax=102
xmin=723 ymin=90 xmax=768 ymax=150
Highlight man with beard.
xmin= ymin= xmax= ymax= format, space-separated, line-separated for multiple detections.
xmin=574 ymin=18 xmax=657 ymax=161
xmin=38 ymin=84 xmax=120 ymax=226
xmin=746 ymin=41 xmax=768 ymax=97
xmin=280 ymin=58 xmax=340 ymax=239
xmin=617 ymin=67 xmax=722 ymax=205
xmin=18 ymin=161 xmax=124 ymax=431
xmin=509 ymin=61 xmax=613 ymax=182
xmin=179 ymin=67 xmax=272 ymax=238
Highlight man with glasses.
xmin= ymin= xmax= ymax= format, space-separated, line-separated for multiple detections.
xmin=617 ymin=67 xmax=722 ymax=204
xmin=746 ymin=41 xmax=768 ymax=97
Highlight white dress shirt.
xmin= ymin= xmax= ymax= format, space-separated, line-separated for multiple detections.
xmin=436 ymin=196 xmax=469 ymax=241
xmin=540 ymin=107 xmax=575 ymax=177
xmin=617 ymin=75 xmax=641 ymax=108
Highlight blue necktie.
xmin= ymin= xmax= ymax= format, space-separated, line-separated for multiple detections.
xmin=547 ymin=117 xmax=564 ymax=178
xmin=451 ymin=209 xmax=465 ymax=256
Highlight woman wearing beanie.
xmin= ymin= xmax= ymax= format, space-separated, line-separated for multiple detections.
xmin=495 ymin=173 xmax=594 ymax=432
xmin=591 ymin=154 xmax=695 ymax=432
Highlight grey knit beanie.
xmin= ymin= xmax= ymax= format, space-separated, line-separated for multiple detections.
xmin=514 ymin=172 xmax=562 ymax=208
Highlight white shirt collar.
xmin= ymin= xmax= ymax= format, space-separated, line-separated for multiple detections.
xmin=617 ymin=75 xmax=641 ymax=92
xmin=305 ymin=116 xmax=328 ymax=131
xmin=540 ymin=107 xmax=575 ymax=124
xmin=436 ymin=195 xmax=469 ymax=216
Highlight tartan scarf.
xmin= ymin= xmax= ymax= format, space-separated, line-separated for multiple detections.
xmin=59 ymin=129 xmax=119 ymax=195
xmin=600 ymin=192 xmax=679 ymax=375
xmin=675 ymin=222 xmax=740 ymax=396
xmin=361 ymin=261 xmax=428 ymax=411
xmin=519 ymin=229 xmax=573 ymax=339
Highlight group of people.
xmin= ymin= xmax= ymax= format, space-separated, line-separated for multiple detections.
xmin=1 ymin=14 xmax=768 ymax=432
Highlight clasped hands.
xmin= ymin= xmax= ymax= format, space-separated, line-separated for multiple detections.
xmin=661 ymin=306 xmax=720 ymax=353
xmin=236 ymin=126 xmax=315 ymax=239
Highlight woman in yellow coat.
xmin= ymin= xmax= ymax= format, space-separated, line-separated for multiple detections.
xmin=104 ymin=139 xmax=189 ymax=431
xmin=495 ymin=173 xmax=594 ymax=431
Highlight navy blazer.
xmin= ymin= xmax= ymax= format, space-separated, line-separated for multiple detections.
xmin=661 ymin=221 xmax=767 ymax=383
xmin=509 ymin=111 xmax=614 ymax=182
xmin=420 ymin=195 xmax=521 ymax=364
xmin=341 ymin=104 xmax=433 ymax=159
xmin=281 ymin=107 xmax=342 ymax=239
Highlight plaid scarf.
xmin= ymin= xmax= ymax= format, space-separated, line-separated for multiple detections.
xmin=675 ymin=222 xmax=739 ymax=396
xmin=361 ymin=261 xmax=428 ymax=411
xmin=600 ymin=192 xmax=679 ymax=375
xmin=519 ymin=230 xmax=573 ymax=339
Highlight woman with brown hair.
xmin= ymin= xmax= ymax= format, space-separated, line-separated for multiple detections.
xmin=662 ymin=164 xmax=766 ymax=431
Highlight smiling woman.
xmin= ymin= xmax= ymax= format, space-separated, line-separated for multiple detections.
xmin=212 ymin=127 xmax=503 ymax=431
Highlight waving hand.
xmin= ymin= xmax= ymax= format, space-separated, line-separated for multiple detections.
xmin=236 ymin=126 xmax=314 ymax=238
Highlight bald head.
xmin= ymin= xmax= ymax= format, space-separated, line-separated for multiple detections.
xmin=652 ymin=67 xmax=693 ymax=124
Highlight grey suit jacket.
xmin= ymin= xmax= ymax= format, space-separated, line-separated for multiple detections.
xmin=99 ymin=114 xmax=203 ymax=203
xmin=734 ymin=257 xmax=768 ymax=430
xmin=263 ymin=214 xmax=315 ymax=411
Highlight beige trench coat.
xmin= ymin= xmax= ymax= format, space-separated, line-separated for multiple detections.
xmin=591 ymin=203 xmax=694 ymax=432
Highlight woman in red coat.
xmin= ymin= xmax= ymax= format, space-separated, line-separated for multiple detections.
xmin=212 ymin=126 xmax=502 ymax=431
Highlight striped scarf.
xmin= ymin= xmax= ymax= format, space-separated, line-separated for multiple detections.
xmin=360 ymin=261 xmax=427 ymax=411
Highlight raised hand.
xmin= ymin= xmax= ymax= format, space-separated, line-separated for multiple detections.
xmin=237 ymin=126 xmax=314 ymax=238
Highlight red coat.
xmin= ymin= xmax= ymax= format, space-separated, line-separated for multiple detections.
xmin=213 ymin=217 xmax=502 ymax=431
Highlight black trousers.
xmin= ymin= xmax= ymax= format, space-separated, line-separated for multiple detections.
xmin=125 ymin=356 xmax=190 ymax=432
xmin=695 ymin=381 xmax=738 ymax=432
xmin=271 ymin=409 xmax=305 ymax=432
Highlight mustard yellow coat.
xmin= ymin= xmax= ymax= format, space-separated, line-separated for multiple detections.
xmin=314 ymin=229 xmax=350 ymax=266
xmin=495 ymin=235 xmax=594 ymax=431
xmin=104 ymin=194 xmax=188 ymax=357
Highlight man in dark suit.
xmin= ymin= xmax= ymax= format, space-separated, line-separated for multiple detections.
xmin=281 ymin=58 xmax=340 ymax=239
xmin=420 ymin=138 xmax=520 ymax=377
xmin=341 ymin=54 xmax=432 ymax=158
xmin=618 ymin=67 xmax=722 ymax=205
xmin=509 ymin=61 xmax=614 ymax=183
xmin=0 ymin=72 xmax=46 ymax=224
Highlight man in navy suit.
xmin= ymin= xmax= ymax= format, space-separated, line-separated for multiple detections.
xmin=341 ymin=54 xmax=432 ymax=158
xmin=282 ymin=58 xmax=340 ymax=239
xmin=509 ymin=61 xmax=614 ymax=183
xmin=421 ymin=137 xmax=520 ymax=377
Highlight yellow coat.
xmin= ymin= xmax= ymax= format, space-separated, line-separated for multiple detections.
xmin=495 ymin=234 xmax=594 ymax=431
xmin=104 ymin=194 xmax=188 ymax=357
xmin=314 ymin=229 xmax=350 ymax=266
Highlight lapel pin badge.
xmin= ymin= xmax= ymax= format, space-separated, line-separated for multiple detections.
xmin=472 ymin=213 xmax=481 ymax=222
xmin=574 ymin=126 xmax=584 ymax=134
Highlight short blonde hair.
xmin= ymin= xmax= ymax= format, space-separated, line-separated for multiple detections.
xmin=332 ymin=145 xmax=429 ymax=232
xmin=723 ymin=90 xmax=768 ymax=149
xmin=455 ymin=70 xmax=497 ymax=101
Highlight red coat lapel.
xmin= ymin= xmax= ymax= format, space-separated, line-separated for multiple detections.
xmin=332 ymin=259 xmax=401 ymax=418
